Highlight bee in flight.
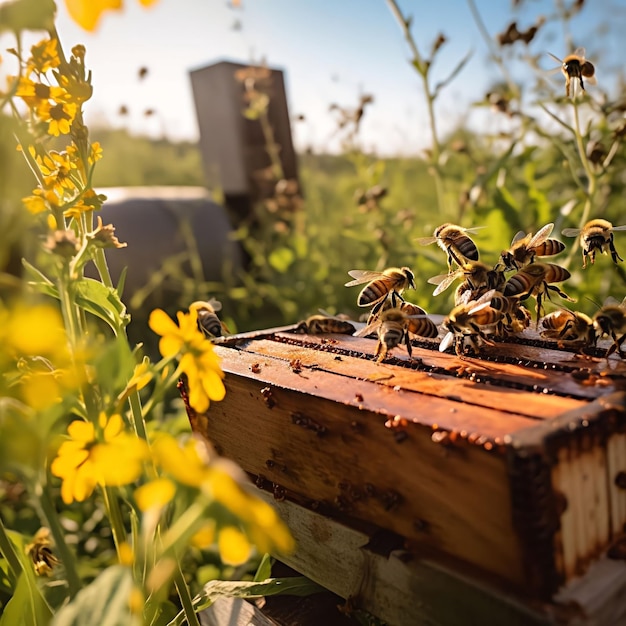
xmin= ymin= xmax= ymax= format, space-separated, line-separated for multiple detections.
xmin=416 ymin=223 xmax=483 ymax=271
xmin=355 ymin=306 xmax=437 ymax=362
xmin=562 ymin=219 xmax=626 ymax=268
xmin=189 ymin=299 xmax=230 ymax=338
xmin=345 ymin=266 xmax=416 ymax=315
xmin=503 ymin=262 xmax=574 ymax=324
xmin=498 ymin=222 xmax=565 ymax=271
xmin=592 ymin=297 xmax=626 ymax=359
xmin=548 ymin=48 xmax=596 ymax=98
xmin=296 ymin=313 xmax=356 ymax=335
xmin=26 ymin=528 xmax=59 ymax=577
xmin=540 ymin=308 xmax=595 ymax=351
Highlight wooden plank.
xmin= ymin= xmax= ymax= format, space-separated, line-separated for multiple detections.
xmin=199 ymin=598 xmax=279 ymax=626
xmin=253 ymin=493 xmax=554 ymax=626
xmin=238 ymin=337 xmax=586 ymax=419
xmin=213 ymin=345 xmax=543 ymax=437
xmin=197 ymin=353 xmax=528 ymax=586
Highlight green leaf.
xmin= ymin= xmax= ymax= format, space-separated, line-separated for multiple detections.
xmin=268 ymin=248 xmax=295 ymax=273
xmin=70 ymin=278 xmax=130 ymax=335
xmin=434 ymin=48 xmax=473 ymax=97
xmin=197 ymin=576 xmax=325 ymax=613
xmin=22 ymin=260 xmax=58 ymax=300
xmin=51 ymin=565 xmax=137 ymax=626
xmin=115 ymin=266 xmax=128 ymax=300
xmin=253 ymin=554 xmax=272 ymax=582
xmin=0 ymin=572 xmax=53 ymax=626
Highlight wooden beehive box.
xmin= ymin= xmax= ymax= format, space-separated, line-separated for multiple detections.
xmin=187 ymin=323 xmax=626 ymax=618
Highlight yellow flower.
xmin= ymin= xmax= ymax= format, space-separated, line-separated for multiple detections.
xmin=15 ymin=76 xmax=68 ymax=110
xmin=38 ymin=100 xmax=78 ymax=136
xmin=149 ymin=308 xmax=225 ymax=413
xmin=64 ymin=0 xmax=159 ymax=32
xmin=190 ymin=521 xmax=216 ymax=549
xmin=134 ymin=477 xmax=176 ymax=511
xmin=22 ymin=192 xmax=48 ymax=215
xmin=89 ymin=141 xmax=103 ymax=164
xmin=27 ymin=38 xmax=61 ymax=74
xmin=150 ymin=434 xmax=210 ymax=487
xmin=218 ymin=527 xmax=251 ymax=566
xmin=51 ymin=413 xmax=149 ymax=504
xmin=117 ymin=357 xmax=152 ymax=403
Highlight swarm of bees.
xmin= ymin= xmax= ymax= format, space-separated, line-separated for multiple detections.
xmin=344 ymin=219 xmax=626 ymax=361
xmin=190 ymin=210 xmax=625 ymax=364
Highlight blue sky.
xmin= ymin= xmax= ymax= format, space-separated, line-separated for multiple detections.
xmin=6 ymin=0 xmax=626 ymax=154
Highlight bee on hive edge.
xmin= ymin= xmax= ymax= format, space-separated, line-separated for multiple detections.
xmin=498 ymin=222 xmax=565 ymax=271
xmin=562 ymin=219 xmax=626 ymax=269
xmin=548 ymin=48 xmax=596 ymax=98
xmin=295 ymin=314 xmax=356 ymax=335
xmin=355 ymin=306 xmax=437 ymax=362
xmin=189 ymin=299 xmax=230 ymax=338
xmin=540 ymin=308 xmax=595 ymax=350
xmin=592 ymin=297 xmax=626 ymax=358
xmin=486 ymin=290 xmax=532 ymax=336
xmin=345 ymin=266 xmax=416 ymax=315
xmin=26 ymin=528 xmax=59 ymax=577
xmin=440 ymin=296 xmax=504 ymax=356
xmin=503 ymin=262 xmax=574 ymax=325
xmin=415 ymin=223 xmax=483 ymax=271
xmin=429 ymin=260 xmax=505 ymax=302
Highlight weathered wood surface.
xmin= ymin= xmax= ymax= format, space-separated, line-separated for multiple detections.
xmin=190 ymin=325 xmax=626 ymax=607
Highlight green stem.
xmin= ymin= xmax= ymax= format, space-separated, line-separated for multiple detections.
xmin=93 ymin=248 xmax=114 ymax=290
xmin=129 ymin=391 xmax=148 ymax=441
xmin=0 ymin=514 xmax=23 ymax=582
xmin=102 ymin=486 xmax=127 ymax=559
xmin=174 ymin=563 xmax=201 ymax=626
xmin=466 ymin=0 xmax=519 ymax=99
xmin=385 ymin=0 xmax=446 ymax=215
xmin=258 ymin=108 xmax=284 ymax=181
xmin=39 ymin=484 xmax=82 ymax=597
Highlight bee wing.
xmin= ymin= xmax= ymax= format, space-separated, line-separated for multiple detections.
xmin=511 ymin=230 xmax=527 ymax=245
xmin=207 ymin=298 xmax=222 ymax=312
xmin=468 ymin=300 xmax=494 ymax=316
xmin=439 ymin=331 xmax=455 ymax=353
xmin=354 ymin=319 xmax=381 ymax=338
xmin=573 ymin=47 xmax=586 ymax=59
xmin=415 ymin=235 xmax=437 ymax=246
xmin=528 ymin=222 xmax=554 ymax=247
xmin=432 ymin=273 xmax=459 ymax=296
xmin=345 ymin=269 xmax=385 ymax=287
xmin=611 ymin=225 xmax=626 ymax=232
xmin=463 ymin=226 xmax=486 ymax=235
xmin=547 ymin=51 xmax=563 ymax=65
xmin=585 ymin=75 xmax=597 ymax=86
xmin=472 ymin=289 xmax=497 ymax=306
xmin=561 ymin=227 xmax=582 ymax=237
xmin=456 ymin=289 xmax=474 ymax=306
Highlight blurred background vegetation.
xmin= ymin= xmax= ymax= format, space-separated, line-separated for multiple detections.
xmin=2 ymin=0 xmax=625 ymax=340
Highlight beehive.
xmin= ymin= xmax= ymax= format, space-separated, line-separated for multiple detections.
xmin=187 ymin=323 xmax=626 ymax=606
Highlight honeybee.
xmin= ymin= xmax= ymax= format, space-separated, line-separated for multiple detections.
xmin=429 ymin=261 xmax=505 ymax=301
xmin=499 ymin=223 xmax=565 ymax=271
xmin=540 ymin=309 xmax=595 ymax=348
xmin=416 ymin=223 xmax=483 ymax=270
xmin=562 ymin=219 xmax=626 ymax=268
xmin=355 ymin=307 xmax=436 ymax=362
xmin=189 ymin=299 xmax=230 ymax=338
xmin=487 ymin=290 xmax=532 ymax=335
xmin=400 ymin=302 xmax=439 ymax=339
xmin=345 ymin=267 xmax=416 ymax=314
xmin=26 ymin=528 xmax=59 ymax=577
xmin=440 ymin=298 xmax=503 ymax=356
xmin=593 ymin=298 xmax=626 ymax=358
xmin=548 ymin=48 xmax=596 ymax=98
xmin=503 ymin=262 xmax=574 ymax=323
xmin=296 ymin=314 xmax=356 ymax=335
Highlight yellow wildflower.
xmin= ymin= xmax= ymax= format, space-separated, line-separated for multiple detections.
xmin=38 ymin=100 xmax=78 ymax=136
xmin=65 ymin=0 xmax=159 ymax=32
xmin=51 ymin=413 xmax=149 ymax=504
xmin=27 ymin=38 xmax=61 ymax=74
xmin=134 ymin=477 xmax=176 ymax=511
xmin=190 ymin=521 xmax=216 ymax=549
xmin=89 ymin=141 xmax=103 ymax=164
xmin=15 ymin=76 xmax=68 ymax=110
xmin=218 ymin=527 xmax=251 ymax=566
xmin=148 ymin=308 xmax=225 ymax=413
